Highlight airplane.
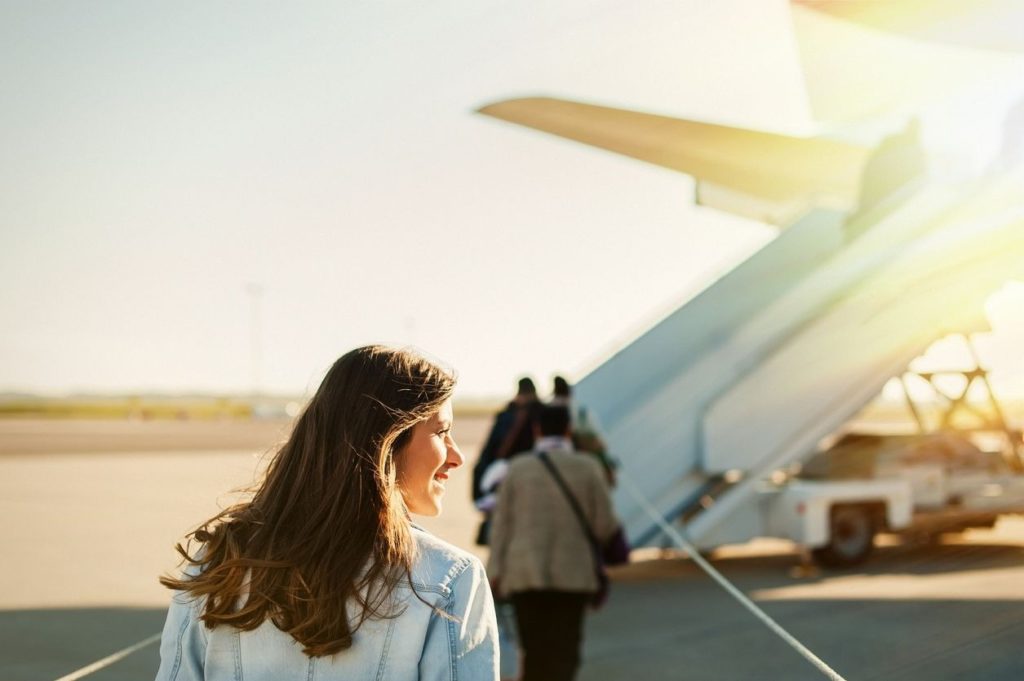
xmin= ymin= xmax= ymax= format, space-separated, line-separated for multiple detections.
xmin=475 ymin=1 xmax=1024 ymax=565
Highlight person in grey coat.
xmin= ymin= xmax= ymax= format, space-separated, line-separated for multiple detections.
xmin=488 ymin=404 xmax=618 ymax=681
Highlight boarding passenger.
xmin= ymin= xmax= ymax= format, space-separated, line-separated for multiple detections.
xmin=551 ymin=375 xmax=617 ymax=486
xmin=488 ymin=405 xmax=618 ymax=681
xmin=472 ymin=377 xmax=542 ymax=681
xmin=472 ymin=376 xmax=542 ymax=543
xmin=155 ymin=346 xmax=499 ymax=681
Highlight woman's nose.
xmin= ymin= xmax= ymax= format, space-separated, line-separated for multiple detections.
xmin=447 ymin=439 xmax=464 ymax=468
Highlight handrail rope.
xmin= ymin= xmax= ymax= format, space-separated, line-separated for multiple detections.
xmin=53 ymin=632 xmax=161 ymax=681
xmin=618 ymin=472 xmax=849 ymax=681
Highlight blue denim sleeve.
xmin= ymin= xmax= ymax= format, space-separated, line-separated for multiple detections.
xmin=154 ymin=593 xmax=208 ymax=681
xmin=420 ymin=557 xmax=499 ymax=681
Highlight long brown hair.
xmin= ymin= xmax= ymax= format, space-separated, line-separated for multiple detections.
xmin=160 ymin=345 xmax=455 ymax=656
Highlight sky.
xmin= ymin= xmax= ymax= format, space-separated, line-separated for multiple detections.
xmin=2 ymin=1 xmax=1022 ymax=399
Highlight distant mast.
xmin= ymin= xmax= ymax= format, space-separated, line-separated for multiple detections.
xmin=245 ymin=282 xmax=264 ymax=398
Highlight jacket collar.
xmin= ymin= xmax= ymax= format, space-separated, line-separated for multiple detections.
xmin=535 ymin=435 xmax=574 ymax=453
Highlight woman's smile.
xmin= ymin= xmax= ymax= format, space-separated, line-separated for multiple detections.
xmin=397 ymin=399 xmax=463 ymax=516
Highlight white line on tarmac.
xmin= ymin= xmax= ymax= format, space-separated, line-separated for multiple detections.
xmin=53 ymin=632 xmax=161 ymax=681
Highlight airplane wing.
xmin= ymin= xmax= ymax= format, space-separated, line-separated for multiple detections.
xmin=477 ymin=96 xmax=869 ymax=226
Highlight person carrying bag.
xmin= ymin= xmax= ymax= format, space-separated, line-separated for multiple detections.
xmin=537 ymin=451 xmax=629 ymax=607
xmin=487 ymin=405 xmax=623 ymax=681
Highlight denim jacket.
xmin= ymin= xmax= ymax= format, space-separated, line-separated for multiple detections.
xmin=155 ymin=527 xmax=499 ymax=680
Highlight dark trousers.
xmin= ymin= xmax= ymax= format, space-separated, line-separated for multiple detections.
xmin=512 ymin=590 xmax=589 ymax=681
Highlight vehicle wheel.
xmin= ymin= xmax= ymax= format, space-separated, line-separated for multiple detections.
xmin=812 ymin=504 xmax=876 ymax=568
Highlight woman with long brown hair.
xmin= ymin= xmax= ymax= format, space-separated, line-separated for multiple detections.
xmin=155 ymin=346 xmax=498 ymax=680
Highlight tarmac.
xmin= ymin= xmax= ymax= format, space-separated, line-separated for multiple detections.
xmin=2 ymin=417 xmax=1023 ymax=680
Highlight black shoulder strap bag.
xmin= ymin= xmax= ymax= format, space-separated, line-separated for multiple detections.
xmin=537 ymin=451 xmax=609 ymax=608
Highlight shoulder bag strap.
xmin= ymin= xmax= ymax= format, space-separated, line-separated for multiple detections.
xmin=537 ymin=451 xmax=601 ymax=555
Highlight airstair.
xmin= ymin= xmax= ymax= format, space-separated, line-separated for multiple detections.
xmin=574 ymin=169 xmax=1024 ymax=548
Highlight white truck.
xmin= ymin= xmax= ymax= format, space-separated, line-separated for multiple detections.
xmin=685 ymin=344 xmax=1024 ymax=568
xmin=751 ymin=410 xmax=1024 ymax=567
